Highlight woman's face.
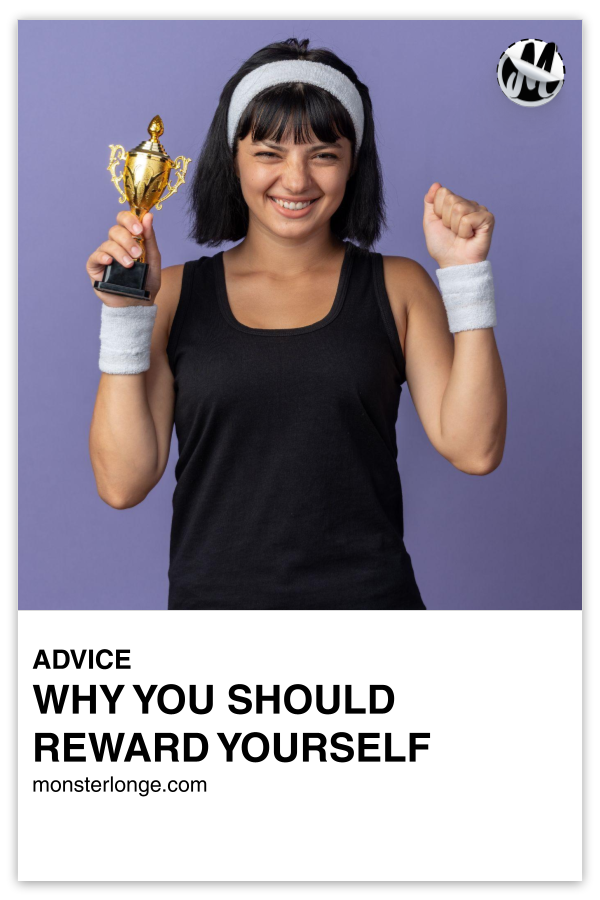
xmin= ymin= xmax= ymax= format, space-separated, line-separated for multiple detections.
xmin=234 ymin=124 xmax=355 ymax=238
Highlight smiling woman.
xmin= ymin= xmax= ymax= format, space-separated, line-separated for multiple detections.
xmin=87 ymin=36 xmax=507 ymax=611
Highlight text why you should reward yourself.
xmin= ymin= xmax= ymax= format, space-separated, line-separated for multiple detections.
xmin=31 ymin=649 xmax=431 ymax=763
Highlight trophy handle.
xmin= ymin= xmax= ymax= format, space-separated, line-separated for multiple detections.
xmin=107 ymin=144 xmax=128 ymax=204
xmin=155 ymin=156 xmax=192 ymax=209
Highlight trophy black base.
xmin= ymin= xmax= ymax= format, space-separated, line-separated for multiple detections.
xmin=94 ymin=259 xmax=151 ymax=301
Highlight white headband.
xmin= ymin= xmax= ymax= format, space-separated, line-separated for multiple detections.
xmin=227 ymin=60 xmax=364 ymax=155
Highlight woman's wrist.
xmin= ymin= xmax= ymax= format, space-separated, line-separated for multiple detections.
xmin=435 ymin=260 xmax=496 ymax=333
xmin=436 ymin=255 xmax=487 ymax=269
xmin=99 ymin=304 xmax=158 ymax=375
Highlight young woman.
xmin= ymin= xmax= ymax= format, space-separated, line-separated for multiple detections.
xmin=87 ymin=38 xmax=507 ymax=610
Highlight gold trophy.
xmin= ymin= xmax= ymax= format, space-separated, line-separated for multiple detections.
xmin=94 ymin=115 xmax=192 ymax=300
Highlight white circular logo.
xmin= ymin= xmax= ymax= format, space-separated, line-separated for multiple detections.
xmin=497 ymin=39 xmax=565 ymax=107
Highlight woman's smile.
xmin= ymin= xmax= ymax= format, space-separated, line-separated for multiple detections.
xmin=268 ymin=195 xmax=320 ymax=218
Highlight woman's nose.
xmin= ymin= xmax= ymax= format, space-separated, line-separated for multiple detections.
xmin=279 ymin=159 xmax=312 ymax=192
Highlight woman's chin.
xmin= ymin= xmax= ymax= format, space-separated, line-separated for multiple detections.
xmin=262 ymin=216 xmax=318 ymax=238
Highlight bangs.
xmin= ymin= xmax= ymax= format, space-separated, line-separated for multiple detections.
xmin=235 ymin=82 xmax=356 ymax=150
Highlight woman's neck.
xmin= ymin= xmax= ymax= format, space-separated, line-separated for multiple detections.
xmin=228 ymin=225 xmax=346 ymax=278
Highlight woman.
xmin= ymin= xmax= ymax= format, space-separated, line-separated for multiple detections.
xmin=87 ymin=37 xmax=507 ymax=610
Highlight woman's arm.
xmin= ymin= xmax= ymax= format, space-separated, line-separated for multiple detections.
xmin=384 ymin=184 xmax=507 ymax=475
xmin=86 ymin=209 xmax=183 ymax=507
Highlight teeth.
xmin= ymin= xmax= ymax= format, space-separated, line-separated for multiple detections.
xmin=272 ymin=198 xmax=313 ymax=210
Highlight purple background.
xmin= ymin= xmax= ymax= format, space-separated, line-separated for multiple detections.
xmin=18 ymin=20 xmax=581 ymax=610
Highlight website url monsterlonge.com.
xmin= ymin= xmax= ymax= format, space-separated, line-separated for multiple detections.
xmin=32 ymin=776 xmax=207 ymax=797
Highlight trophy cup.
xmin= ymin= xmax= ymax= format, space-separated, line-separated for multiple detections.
xmin=94 ymin=115 xmax=192 ymax=300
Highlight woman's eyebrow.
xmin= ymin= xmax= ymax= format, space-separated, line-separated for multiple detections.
xmin=252 ymin=139 xmax=342 ymax=150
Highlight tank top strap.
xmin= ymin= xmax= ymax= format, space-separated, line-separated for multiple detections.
xmin=167 ymin=254 xmax=220 ymax=363
xmin=341 ymin=243 xmax=407 ymax=384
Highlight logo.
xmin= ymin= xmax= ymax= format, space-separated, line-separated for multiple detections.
xmin=497 ymin=39 xmax=565 ymax=107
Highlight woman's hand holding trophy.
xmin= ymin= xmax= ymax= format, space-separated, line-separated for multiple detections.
xmin=86 ymin=115 xmax=191 ymax=307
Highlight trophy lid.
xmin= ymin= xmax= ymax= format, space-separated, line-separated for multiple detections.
xmin=129 ymin=115 xmax=171 ymax=160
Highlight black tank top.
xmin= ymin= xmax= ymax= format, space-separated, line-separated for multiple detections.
xmin=166 ymin=240 xmax=425 ymax=610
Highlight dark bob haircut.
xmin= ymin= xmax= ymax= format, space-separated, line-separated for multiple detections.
xmin=188 ymin=37 xmax=387 ymax=249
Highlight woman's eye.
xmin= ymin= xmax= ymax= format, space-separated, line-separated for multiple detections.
xmin=255 ymin=152 xmax=338 ymax=160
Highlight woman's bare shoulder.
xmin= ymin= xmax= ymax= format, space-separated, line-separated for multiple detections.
xmin=155 ymin=264 xmax=185 ymax=338
xmin=380 ymin=255 xmax=436 ymax=308
xmin=379 ymin=255 xmax=438 ymax=348
xmin=157 ymin=264 xmax=185 ymax=306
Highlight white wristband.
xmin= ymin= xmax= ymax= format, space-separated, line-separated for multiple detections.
xmin=435 ymin=260 xmax=497 ymax=333
xmin=99 ymin=305 xmax=158 ymax=375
